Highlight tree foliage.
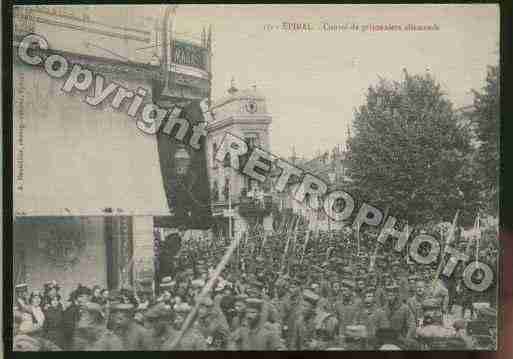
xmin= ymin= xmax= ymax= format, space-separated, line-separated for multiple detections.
xmin=346 ymin=71 xmax=480 ymax=226
xmin=472 ymin=65 xmax=500 ymax=215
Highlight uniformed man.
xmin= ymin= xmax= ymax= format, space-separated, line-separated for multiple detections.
xmin=407 ymin=275 xmax=419 ymax=299
xmin=72 ymin=302 xmax=123 ymax=351
xmin=290 ymin=289 xmax=339 ymax=350
xmin=15 ymin=283 xmax=31 ymax=313
xmin=228 ymin=298 xmax=285 ymax=350
xmin=426 ymin=276 xmax=450 ymax=318
xmin=195 ymin=296 xmax=230 ymax=350
xmin=406 ymin=279 xmax=426 ymax=327
xmin=383 ymin=283 xmax=417 ymax=348
xmin=353 ymin=288 xmax=389 ymax=343
xmin=334 ymin=279 xmax=358 ymax=339
xmin=354 ymin=277 xmax=366 ymax=305
xmin=143 ymin=302 xmax=174 ymax=348
xmin=161 ymin=302 xmax=207 ymax=350
xmin=62 ymin=285 xmax=93 ymax=350
xmin=230 ymin=294 xmax=248 ymax=331
xmin=109 ymin=302 xmax=155 ymax=350
xmin=390 ymin=260 xmax=409 ymax=303
xmin=415 ymin=298 xmax=469 ymax=350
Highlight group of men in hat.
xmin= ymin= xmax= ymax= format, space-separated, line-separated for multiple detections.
xmin=13 ymin=222 xmax=497 ymax=351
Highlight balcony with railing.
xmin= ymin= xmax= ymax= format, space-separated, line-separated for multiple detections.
xmin=238 ymin=188 xmax=279 ymax=218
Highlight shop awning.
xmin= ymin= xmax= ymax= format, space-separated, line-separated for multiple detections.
xmin=13 ymin=61 xmax=171 ymax=217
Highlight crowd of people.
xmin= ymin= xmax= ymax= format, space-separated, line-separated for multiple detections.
xmin=13 ymin=216 xmax=498 ymax=351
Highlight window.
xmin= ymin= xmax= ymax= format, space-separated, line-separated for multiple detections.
xmin=244 ymin=132 xmax=260 ymax=149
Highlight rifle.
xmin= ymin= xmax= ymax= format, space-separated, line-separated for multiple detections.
xmin=280 ymin=216 xmax=298 ymax=274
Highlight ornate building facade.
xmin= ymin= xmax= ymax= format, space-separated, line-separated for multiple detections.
xmin=206 ymin=82 xmax=276 ymax=239
xmin=13 ymin=5 xmax=212 ymax=298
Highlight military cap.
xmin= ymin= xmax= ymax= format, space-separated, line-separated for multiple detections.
xmin=174 ymin=302 xmax=192 ymax=313
xmin=341 ymin=280 xmax=355 ymax=289
xmin=110 ymin=302 xmax=135 ymax=312
xmin=245 ymin=298 xmax=264 ymax=310
xmin=191 ymin=279 xmax=205 ymax=288
xmin=249 ymin=280 xmax=264 ymax=289
xmin=184 ymin=268 xmax=194 ymax=276
xmin=422 ymin=298 xmax=441 ymax=310
xmin=302 ymin=289 xmax=320 ymax=304
xmin=144 ymin=302 xmax=173 ymax=320
xmin=160 ymin=276 xmax=175 ymax=288
xmin=196 ymin=296 xmax=214 ymax=307
xmin=385 ymin=283 xmax=400 ymax=291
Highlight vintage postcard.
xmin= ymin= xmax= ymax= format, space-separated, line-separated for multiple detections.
xmin=10 ymin=4 xmax=499 ymax=351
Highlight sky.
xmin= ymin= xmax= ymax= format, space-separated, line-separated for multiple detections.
xmin=85 ymin=5 xmax=500 ymax=159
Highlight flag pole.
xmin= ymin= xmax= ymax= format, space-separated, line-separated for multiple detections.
xmin=166 ymin=232 xmax=241 ymax=349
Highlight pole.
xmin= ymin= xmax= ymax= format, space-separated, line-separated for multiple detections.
xmin=433 ymin=210 xmax=459 ymax=285
xmin=166 ymin=234 xmax=241 ymax=349
xmin=475 ymin=214 xmax=480 ymax=264
xmin=300 ymin=210 xmax=312 ymax=264
xmin=280 ymin=216 xmax=297 ymax=274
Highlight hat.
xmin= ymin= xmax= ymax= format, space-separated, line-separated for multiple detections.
xmin=197 ymin=296 xmax=213 ymax=307
xmin=341 ymin=280 xmax=355 ymax=289
xmin=191 ymin=279 xmax=205 ymax=288
xmin=302 ymin=289 xmax=320 ymax=304
xmin=345 ymin=325 xmax=368 ymax=339
xmin=160 ymin=276 xmax=175 ymax=288
xmin=184 ymin=268 xmax=194 ymax=276
xmin=249 ymin=280 xmax=264 ymax=289
xmin=245 ymin=298 xmax=264 ymax=310
xmin=144 ymin=302 xmax=173 ymax=320
xmin=422 ymin=298 xmax=441 ymax=310
xmin=73 ymin=285 xmax=92 ymax=298
xmin=385 ymin=283 xmax=400 ymax=291
xmin=174 ymin=302 xmax=192 ymax=313
xmin=15 ymin=283 xmax=28 ymax=292
xmin=44 ymin=280 xmax=58 ymax=289
xmin=110 ymin=302 xmax=135 ymax=312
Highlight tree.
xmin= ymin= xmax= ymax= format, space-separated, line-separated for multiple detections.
xmin=472 ymin=65 xmax=500 ymax=215
xmin=346 ymin=70 xmax=480 ymax=226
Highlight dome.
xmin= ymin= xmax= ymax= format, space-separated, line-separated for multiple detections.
xmin=211 ymin=82 xmax=266 ymax=109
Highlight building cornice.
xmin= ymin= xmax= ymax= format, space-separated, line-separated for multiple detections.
xmin=207 ymin=115 xmax=272 ymax=132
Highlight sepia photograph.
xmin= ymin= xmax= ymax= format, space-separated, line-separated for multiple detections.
xmin=9 ymin=4 xmax=500 ymax=352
